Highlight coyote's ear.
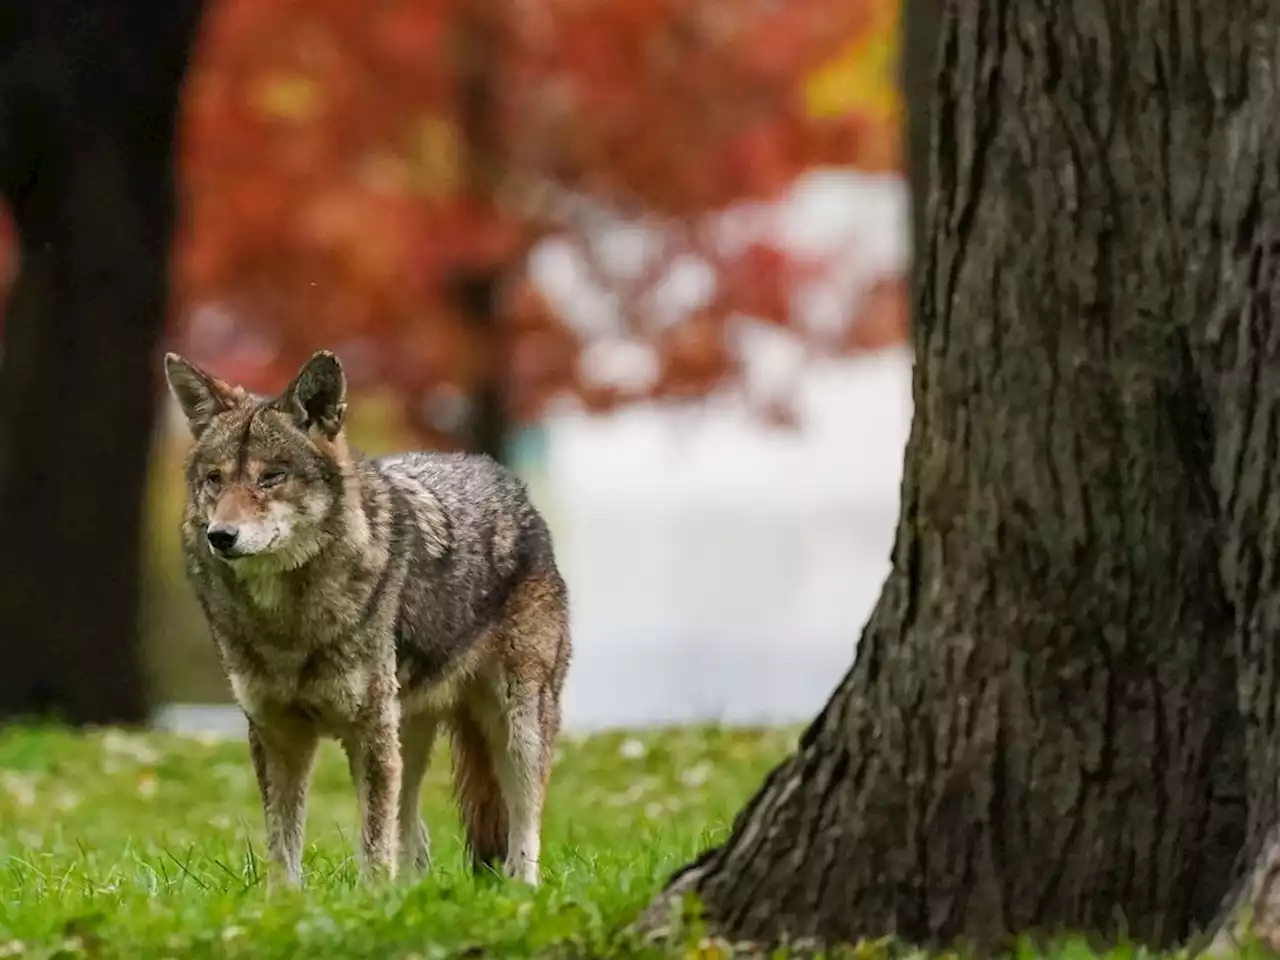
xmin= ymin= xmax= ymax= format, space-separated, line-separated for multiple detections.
xmin=276 ymin=350 xmax=347 ymax=439
xmin=163 ymin=353 xmax=245 ymax=439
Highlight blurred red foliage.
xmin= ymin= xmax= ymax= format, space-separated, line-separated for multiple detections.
xmin=0 ymin=0 xmax=906 ymax=443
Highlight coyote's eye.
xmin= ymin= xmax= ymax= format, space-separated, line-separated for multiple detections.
xmin=258 ymin=468 xmax=287 ymax=489
xmin=203 ymin=471 xmax=223 ymax=491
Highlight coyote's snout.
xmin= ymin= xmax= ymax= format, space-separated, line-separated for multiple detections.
xmin=164 ymin=349 xmax=572 ymax=889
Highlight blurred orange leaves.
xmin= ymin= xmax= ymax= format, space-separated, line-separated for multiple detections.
xmin=0 ymin=0 xmax=907 ymax=441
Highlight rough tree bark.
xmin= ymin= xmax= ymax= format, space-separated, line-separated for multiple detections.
xmin=1201 ymin=9 xmax=1280 ymax=950
xmin=639 ymin=0 xmax=1280 ymax=952
xmin=0 ymin=1 xmax=206 ymax=724
xmin=899 ymin=0 xmax=940 ymax=270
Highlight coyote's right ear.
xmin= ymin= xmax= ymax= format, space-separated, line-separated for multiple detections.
xmin=164 ymin=353 xmax=245 ymax=439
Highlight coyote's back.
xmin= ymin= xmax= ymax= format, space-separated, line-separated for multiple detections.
xmin=164 ymin=348 xmax=572 ymax=888
xmin=372 ymin=450 xmax=568 ymax=698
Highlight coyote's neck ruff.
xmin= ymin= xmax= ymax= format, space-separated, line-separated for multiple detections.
xmin=165 ymin=349 xmax=571 ymax=890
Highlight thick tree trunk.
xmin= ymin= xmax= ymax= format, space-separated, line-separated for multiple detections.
xmin=640 ymin=0 xmax=1272 ymax=951
xmin=0 ymin=1 xmax=205 ymax=725
xmin=899 ymin=0 xmax=940 ymax=270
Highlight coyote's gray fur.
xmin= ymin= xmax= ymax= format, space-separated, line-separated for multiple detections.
xmin=163 ymin=349 xmax=571 ymax=890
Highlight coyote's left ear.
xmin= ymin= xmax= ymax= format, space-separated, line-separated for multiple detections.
xmin=276 ymin=350 xmax=347 ymax=439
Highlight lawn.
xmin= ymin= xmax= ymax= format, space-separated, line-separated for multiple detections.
xmin=0 ymin=724 xmax=1255 ymax=960
xmin=0 ymin=723 xmax=797 ymax=959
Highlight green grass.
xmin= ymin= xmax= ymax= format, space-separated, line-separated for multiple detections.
xmin=0 ymin=723 xmax=798 ymax=959
xmin=0 ymin=725 xmax=1260 ymax=960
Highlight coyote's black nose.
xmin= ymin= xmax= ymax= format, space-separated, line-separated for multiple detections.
xmin=207 ymin=524 xmax=239 ymax=553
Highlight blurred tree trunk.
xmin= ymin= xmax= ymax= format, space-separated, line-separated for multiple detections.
xmin=638 ymin=0 xmax=1270 ymax=951
xmin=454 ymin=3 xmax=510 ymax=464
xmin=0 ymin=1 xmax=205 ymax=725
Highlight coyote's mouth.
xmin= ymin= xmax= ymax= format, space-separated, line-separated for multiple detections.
xmin=210 ymin=533 xmax=280 ymax=562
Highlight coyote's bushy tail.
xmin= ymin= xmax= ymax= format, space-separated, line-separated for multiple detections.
xmin=451 ymin=710 xmax=508 ymax=873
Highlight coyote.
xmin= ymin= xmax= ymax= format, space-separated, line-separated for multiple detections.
xmin=163 ymin=349 xmax=571 ymax=889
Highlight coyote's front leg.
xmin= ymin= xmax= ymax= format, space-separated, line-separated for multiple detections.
xmin=248 ymin=718 xmax=319 ymax=891
xmin=344 ymin=670 xmax=402 ymax=881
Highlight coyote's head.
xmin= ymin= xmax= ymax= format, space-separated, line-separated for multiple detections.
xmin=163 ymin=350 xmax=350 ymax=572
